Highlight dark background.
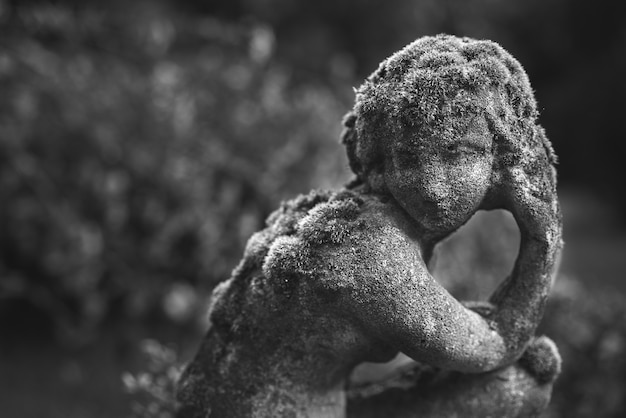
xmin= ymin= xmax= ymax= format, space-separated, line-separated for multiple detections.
xmin=1 ymin=1 xmax=625 ymax=417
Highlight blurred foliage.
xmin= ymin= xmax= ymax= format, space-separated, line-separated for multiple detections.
xmin=0 ymin=5 xmax=350 ymax=342
xmin=123 ymin=339 xmax=180 ymax=418
xmin=433 ymin=210 xmax=520 ymax=301
xmin=543 ymin=276 xmax=626 ymax=418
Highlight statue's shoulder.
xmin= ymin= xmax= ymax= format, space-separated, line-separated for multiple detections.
xmin=260 ymin=189 xmax=415 ymax=288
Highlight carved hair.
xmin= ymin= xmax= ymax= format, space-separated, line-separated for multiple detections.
xmin=341 ymin=34 xmax=557 ymax=194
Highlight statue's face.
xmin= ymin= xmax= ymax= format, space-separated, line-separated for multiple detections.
xmin=383 ymin=115 xmax=494 ymax=236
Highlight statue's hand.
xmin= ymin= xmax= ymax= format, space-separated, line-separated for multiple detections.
xmin=519 ymin=336 xmax=561 ymax=384
xmin=501 ymin=160 xmax=561 ymax=244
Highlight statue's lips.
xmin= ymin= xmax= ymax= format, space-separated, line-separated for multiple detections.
xmin=417 ymin=202 xmax=475 ymax=232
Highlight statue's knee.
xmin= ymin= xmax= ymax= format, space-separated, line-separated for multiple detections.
xmin=519 ymin=335 xmax=562 ymax=384
xmin=470 ymin=336 xmax=560 ymax=416
xmin=488 ymin=362 xmax=554 ymax=417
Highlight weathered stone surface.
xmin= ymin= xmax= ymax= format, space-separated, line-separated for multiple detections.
xmin=177 ymin=34 xmax=563 ymax=417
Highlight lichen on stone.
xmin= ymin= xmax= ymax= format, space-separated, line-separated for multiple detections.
xmin=262 ymin=189 xmax=365 ymax=282
xmin=341 ymin=34 xmax=557 ymax=200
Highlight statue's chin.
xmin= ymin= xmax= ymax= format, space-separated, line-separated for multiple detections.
xmin=418 ymin=210 xmax=477 ymax=242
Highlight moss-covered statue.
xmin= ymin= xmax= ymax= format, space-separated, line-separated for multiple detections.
xmin=176 ymin=35 xmax=563 ymax=418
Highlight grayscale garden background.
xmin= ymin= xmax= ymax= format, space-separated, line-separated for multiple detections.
xmin=1 ymin=1 xmax=625 ymax=417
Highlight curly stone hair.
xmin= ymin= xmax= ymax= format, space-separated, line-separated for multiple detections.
xmin=341 ymin=34 xmax=557 ymax=198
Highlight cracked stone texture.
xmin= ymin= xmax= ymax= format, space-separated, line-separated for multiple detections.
xmin=176 ymin=34 xmax=563 ymax=417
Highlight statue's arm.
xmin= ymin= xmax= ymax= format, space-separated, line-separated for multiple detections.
xmin=325 ymin=190 xmax=561 ymax=374
xmin=318 ymin=234 xmax=511 ymax=373
xmin=484 ymin=163 xmax=563 ymax=362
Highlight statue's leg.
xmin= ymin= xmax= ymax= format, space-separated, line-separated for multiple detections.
xmin=347 ymin=336 xmax=562 ymax=418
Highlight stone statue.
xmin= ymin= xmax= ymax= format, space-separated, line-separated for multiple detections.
xmin=176 ymin=34 xmax=563 ymax=418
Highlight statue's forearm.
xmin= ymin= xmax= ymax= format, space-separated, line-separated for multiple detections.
xmin=489 ymin=233 xmax=562 ymax=360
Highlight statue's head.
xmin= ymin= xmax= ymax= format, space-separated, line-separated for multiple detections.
xmin=342 ymin=34 xmax=557 ymax=235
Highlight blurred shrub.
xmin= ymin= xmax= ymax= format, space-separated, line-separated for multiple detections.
xmin=542 ymin=276 xmax=626 ymax=418
xmin=432 ymin=209 xmax=520 ymax=301
xmin=123 ymin=339 xmax=180 ymax=418
xmin=0 ymin=6 xmax=350 ymax=342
